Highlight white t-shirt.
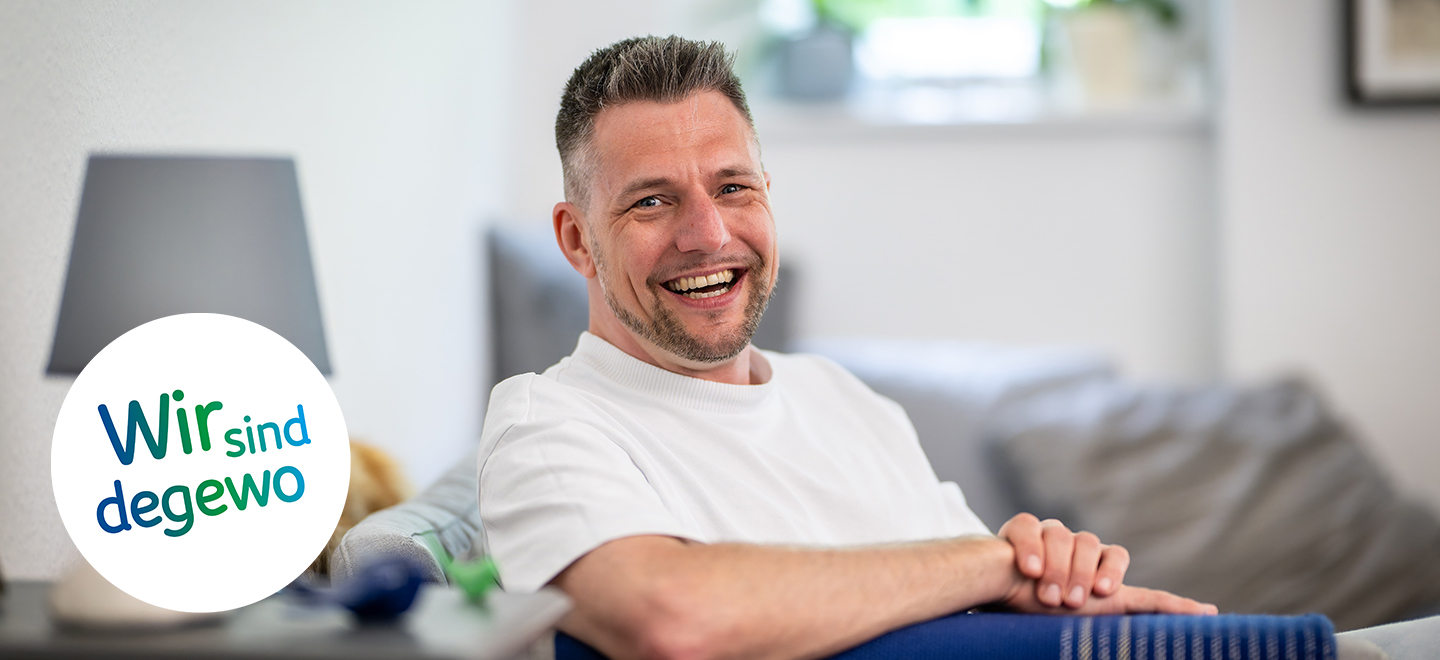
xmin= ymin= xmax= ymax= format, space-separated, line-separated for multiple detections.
xmin=477 ymin=332 xmax=992 ymax=592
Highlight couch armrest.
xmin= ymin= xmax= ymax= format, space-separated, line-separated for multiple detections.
xmin=331 ymin=446 xmax=483 ymax=585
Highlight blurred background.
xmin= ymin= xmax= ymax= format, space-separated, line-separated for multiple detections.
xmin=3 ymin=0 xmax=1439 ymax=582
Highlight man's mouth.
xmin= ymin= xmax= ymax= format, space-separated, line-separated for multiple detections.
xmin=663 ymin=269 xmax=738 ymax=300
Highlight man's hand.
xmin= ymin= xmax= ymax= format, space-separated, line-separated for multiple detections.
xmin=998 ymin=513 xmax=1133 ymax=610
xmin=997 ymin=513 xmax=1217 ymax=615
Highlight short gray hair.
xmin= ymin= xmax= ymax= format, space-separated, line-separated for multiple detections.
xmin=555 ymin=35 xmax=755 ymax=208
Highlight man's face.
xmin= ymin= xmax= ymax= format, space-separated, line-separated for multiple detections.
xmin=578 ymin=91 xmax=777 ymax=366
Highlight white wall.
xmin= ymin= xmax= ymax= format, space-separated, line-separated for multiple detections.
xmin=0 ymin=1 xmax=510 ymax=579
xmin=1219 ymin=0 xmax=1440 ymax=509
xmin=503 ymin=0 xmax=690 ymax=228
xmin=760 ymin=120 xmax=1217 ymax=381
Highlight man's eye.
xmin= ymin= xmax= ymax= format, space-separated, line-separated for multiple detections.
xmin=720 ymin=184 xmax=744 ymax=195
xmin=634 ymin=196 xmax=660 ymax=208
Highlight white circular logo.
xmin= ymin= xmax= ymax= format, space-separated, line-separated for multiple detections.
xmin=52 ymin=314 xmax=349 ymax=612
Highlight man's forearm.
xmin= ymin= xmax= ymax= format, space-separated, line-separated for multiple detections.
xmin=551 ymin=534 xmax=1021 ymax=660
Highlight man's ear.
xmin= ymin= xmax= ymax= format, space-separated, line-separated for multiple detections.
xmin=764 ymin=171 xmax=771 ymax=191
xmin=554 ymin=201 xmax=598 ymax=279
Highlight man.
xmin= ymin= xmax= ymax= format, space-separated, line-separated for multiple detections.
xmin=478 ymin=36 xmax=1215 ymax=660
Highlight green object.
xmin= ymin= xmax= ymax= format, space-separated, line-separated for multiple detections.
xmin=1065 ymin=0 xmax=1179 ymax=28
xmin=419 ymin=532 xmax=499 ymax=603
xmin=812 ymin=0 xmax=1049 ymax=33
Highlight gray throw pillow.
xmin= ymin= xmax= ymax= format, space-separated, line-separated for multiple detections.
xmin=997 ymin=376 xmax=1440 ymax=631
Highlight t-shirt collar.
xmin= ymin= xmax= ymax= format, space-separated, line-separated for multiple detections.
xmin=572 ymin=332 xmax=776 ymax=413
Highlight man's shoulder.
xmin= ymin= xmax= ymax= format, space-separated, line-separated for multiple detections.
xmin=481 ymin=371 xmax=604 ymax=444
xmin=768 ymin=350 xmax=879 ymax=393
xmin=767 ymin=350 xmax=910 ymax=419
xmin=484 ymin=369 xmax=605 ymax=422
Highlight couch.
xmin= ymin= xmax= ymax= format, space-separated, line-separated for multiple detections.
xmin=333 ymin=225 xmax=1440 ymax=635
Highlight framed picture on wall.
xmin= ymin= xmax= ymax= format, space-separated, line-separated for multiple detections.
xmin=1348 ymin=0 xmax=1440 ymax=104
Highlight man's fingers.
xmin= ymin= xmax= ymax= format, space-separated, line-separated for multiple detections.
xmin=1118 ymin=586 xmax=1219 ymax=615
xmin=997 ymin=513 xmax=1045 ymax=579
xmin=1064 ymin=532 xmax=1101 ymax=608
xmin=1038 ymin=519 xmax=1073 ymax=608
xmin=1006 ymin=583 xmax=1220 ymax=616
xmin=998 ymin=514 xmax=1133 ymax=608
xmin=1093 ymin=544 xmax=1130 ymax=596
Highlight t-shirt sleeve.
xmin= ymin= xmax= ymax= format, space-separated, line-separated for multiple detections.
xmin=938 ymin=480 xmax=993 ymax=536
xmin=796 ymin=353 xmax=996 ymax=539
xmin=478 ymin=375 xmax=697 ymax=592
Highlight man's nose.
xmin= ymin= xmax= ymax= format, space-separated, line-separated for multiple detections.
xmin=674 ymin=197 xmax=730 ymax=253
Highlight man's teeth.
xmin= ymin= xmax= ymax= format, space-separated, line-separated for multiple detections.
xmin=665 ymin=269 xmax=736 ymax=297
xmin=683 ymin=288 xmax=726 ymax=299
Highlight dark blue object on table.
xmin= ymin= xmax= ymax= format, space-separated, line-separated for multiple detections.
xmin=556 ymin=612 xmax=1337 ymax=660
xmin=289 ymin=557 xmax=428 ymax=623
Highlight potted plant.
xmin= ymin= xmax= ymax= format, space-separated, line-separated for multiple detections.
xmin=774 ymin=0 xmax=867 ymax=100
xmin=1043 ymin=0 xmax=1182 ymax=106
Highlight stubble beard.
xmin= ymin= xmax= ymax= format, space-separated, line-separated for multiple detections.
xmin=594 ymin=243 xmax=772 ymax=364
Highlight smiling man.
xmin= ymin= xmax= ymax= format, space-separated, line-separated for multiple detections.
xmin=476 ymin=36 xmax=1213 ymax=660
xmin=554 ymin=56 xmax=777 ymax=386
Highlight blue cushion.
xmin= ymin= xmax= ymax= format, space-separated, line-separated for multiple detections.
xmin=556 ymin=612 xmax=1337 ymax=660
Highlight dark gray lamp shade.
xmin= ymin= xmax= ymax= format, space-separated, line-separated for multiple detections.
xmin=47 ymin=155 xmax=332 ymax=375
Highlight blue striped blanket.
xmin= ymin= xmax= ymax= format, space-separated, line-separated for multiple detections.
xmin=556 ymin=612 xmax=1337 ymax=660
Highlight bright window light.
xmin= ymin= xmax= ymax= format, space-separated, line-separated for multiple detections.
xmin=856 ymin=17 xmax=1041 ymax=80
xmin=758 ymin=0 xmax=817 ymax=37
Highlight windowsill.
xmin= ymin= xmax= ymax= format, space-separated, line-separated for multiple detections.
xmin=750 ymin=83 xmax=1212 ymax=144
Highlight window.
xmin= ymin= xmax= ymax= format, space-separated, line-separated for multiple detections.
xmin=747 ymin=0 xmax=1205 ymax=125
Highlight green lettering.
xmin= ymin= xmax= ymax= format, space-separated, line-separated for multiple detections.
xmin=224 ymin=470 xmax=271 ymax=510
xmin=161 ymin=485 xmax=194 ymax=537
xmin=224 ymin=428 xmax=245 ymax=457
xmin=195 ymin=479 xmax=227 ymax=516
xmin=176 ymin=407 xmax=193 ymax=454
xmin=194 ymin=401 xmax=223 ymax=452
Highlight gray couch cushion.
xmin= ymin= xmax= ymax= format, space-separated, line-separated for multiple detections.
xmin=998 ymin=377 xmax=1440 ymax=631
xmin=488 ymin=226 xmax=591 ymax=385
xmin=800 ymin=338 xmax=1113 ymax=532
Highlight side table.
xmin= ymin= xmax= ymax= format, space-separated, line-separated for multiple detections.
xmin=0 ymin=581 xmax=569 ymax=660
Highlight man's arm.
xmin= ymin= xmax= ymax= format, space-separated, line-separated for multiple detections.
xmin=550 ymin=532 xmax=1213 ymax=660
